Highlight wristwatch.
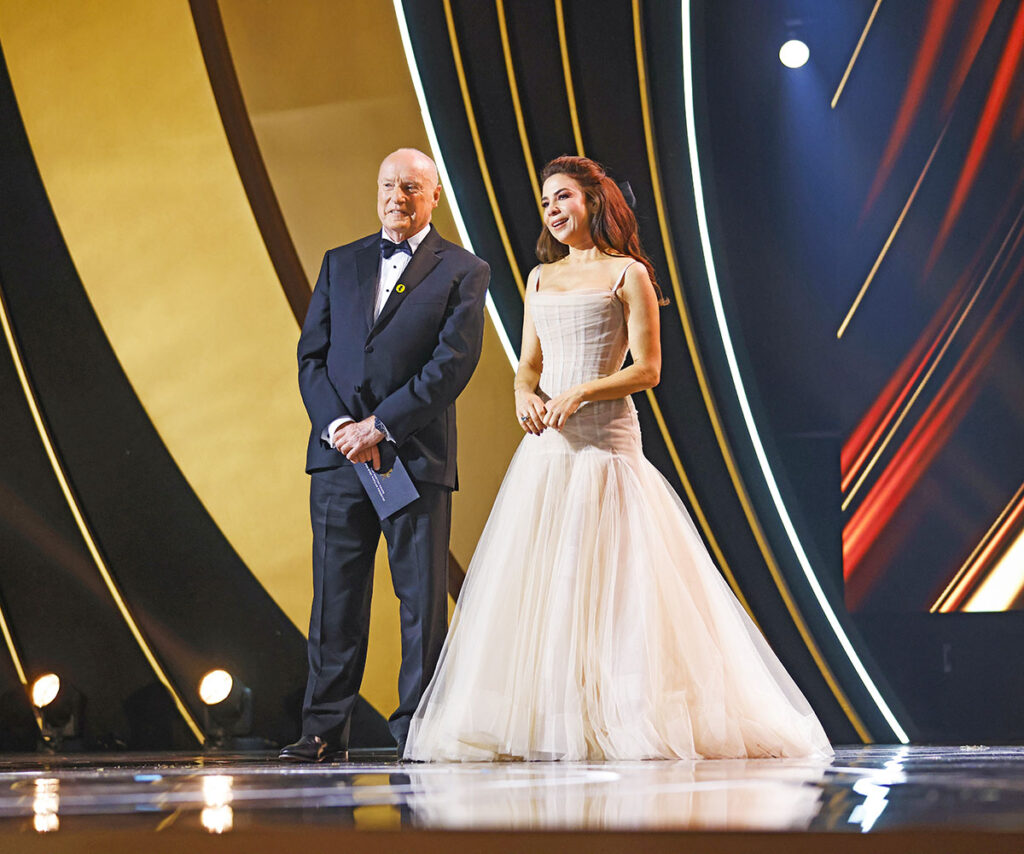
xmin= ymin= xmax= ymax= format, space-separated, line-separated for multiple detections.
xmin=373 ymin=415 xmax=392 ymax=442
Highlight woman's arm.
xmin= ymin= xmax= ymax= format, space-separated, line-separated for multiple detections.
xmin=542 ymin=263 xmax=661 ymax=429
xmin=514 ymin=267 xmax=547 ymax=434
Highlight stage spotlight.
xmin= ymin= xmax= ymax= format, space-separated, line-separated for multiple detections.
xmin=31 ymin=674 xmax=59 ymax=708
xmin=29 ymin=673 xmax=83 ymax=749
xmin=779 ymin=39 xmax=809 ymax=68
xmin=198 ymin=669 xmax=252 ymax=748
xmin=199 ymin=669 xmax=234 ymax=706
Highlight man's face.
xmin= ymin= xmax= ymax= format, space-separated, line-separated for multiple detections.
xmin=377 ymin=153 xmax=440 ymax=241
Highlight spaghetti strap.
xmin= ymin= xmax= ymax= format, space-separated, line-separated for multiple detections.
xmin=612 ymin=260 xmax=638 ymax=294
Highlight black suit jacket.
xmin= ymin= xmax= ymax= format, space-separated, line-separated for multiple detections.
xmin=297 ymin=226 xmax=490 ymax=488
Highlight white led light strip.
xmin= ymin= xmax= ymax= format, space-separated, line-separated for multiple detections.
xmin=394 ymin=0 xmax=519 ymax=370
xmin=681 ymin=0 xmax=908 ymax=744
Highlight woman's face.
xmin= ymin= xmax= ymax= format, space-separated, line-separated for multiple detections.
xmin=541 ymin=174 xmax=590 ymax=245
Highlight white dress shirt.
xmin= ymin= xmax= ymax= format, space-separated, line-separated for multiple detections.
xmin=322 ymin=224 xmax=431 ymax=448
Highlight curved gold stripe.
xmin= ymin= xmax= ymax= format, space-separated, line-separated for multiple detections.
xmin=495 ymin=0 xmax=543 ymax=217
xmin=615 ymin=5 xmax=749 ymax=611
xmin=442 ymin=0 xmax=525 ymax=298
xmin=0 ymin=597 xmax=27 ymax=685
xmin=0 ymin=283 xmax=204 ymax=744
xmin=555 ymin=0 xmax=585 ymax=157
xmin=631 ymin=0 xmax=870 ymax=741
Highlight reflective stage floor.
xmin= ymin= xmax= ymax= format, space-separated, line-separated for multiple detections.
xmin=1 ymin=745 xmax=1024 ymax=852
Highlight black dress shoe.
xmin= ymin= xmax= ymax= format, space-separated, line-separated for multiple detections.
xmin=278 ymin=734 xmax=347 ymax=762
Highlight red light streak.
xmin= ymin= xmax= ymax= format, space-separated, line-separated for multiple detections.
xmin=840 ymin=280 xmax=969 ymax=488
xmin=861 ymin=0 xmax=957 ymax=217
xmin=928 ymin=0 xmax=1024 ymax=273
xmin=943 ymin=0 xmax=1001 ymax=114
xmin=842 ymin=186 xmax=1024 ymax=489
xmin=844 ymin=254 xmax=1024 ymax=592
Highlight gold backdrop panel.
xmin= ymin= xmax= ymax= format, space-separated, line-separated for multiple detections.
xmin=1 ymin=0 xmax=521 ymax=719
xmin=0 ymin=0 xmax=315 ymax=686
xmin=219 ymin=1 xmax=521 ymax=711
xmin=217 ymin=0 xmax=462 ymax=278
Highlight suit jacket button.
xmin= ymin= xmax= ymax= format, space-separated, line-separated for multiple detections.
xmin=364 ymin=345 xmax=374 ymax=353
xmin=354 ymin=384 xmax=362 ymax=393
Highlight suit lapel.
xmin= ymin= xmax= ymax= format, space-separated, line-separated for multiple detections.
xmin=354 ymin=239 xmax=380 ymax=331
xmin=369 ymin=226 xmax=443 ymax=336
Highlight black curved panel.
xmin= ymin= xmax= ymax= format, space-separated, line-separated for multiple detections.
xmin=565 ymin=0 xmax=870 ymax=740
xmin=0 ymin=398 xmax=183 ymax=747
xmin=450 ymin=0 xmax=544 ymax=273
xmin=406 ymin=2 xmax=710 ymax=561
xmin=403 ymin=0 xmax=865 ymax=739
xmin=401 ymin=0 xmax=525 ymax=350
xmin=0 ymin=80 xmax=187 ymax=750
xmin=502 ymin=1 xmax=577 ymax=166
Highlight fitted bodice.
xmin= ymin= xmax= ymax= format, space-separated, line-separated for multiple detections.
xmin=531 ymin=290 xmax=630 ymax=394
xmin=529 ymin=286 xmax=640 ymax=452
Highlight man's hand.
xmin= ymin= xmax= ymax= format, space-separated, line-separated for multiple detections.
xmin=333 ymin=417 xmax=385 ymax=469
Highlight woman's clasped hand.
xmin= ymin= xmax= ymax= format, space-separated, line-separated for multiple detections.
xmin=515 ymin=386 xmax=585 ymax=433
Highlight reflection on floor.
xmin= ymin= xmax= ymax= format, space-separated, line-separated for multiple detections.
xmin=1 ymin=745 xmax=1024 ymax=848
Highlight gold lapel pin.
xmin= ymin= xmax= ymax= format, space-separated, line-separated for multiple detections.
xmin=396 ymin=284 xmax=406 ymax=293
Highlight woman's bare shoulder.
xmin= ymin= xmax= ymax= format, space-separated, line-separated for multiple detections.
xmin=616 ymin=260 xmax=655 ymax=302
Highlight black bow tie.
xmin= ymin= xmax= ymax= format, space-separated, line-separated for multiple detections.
xmin=380 ymin=238 xmax=412 ymax=259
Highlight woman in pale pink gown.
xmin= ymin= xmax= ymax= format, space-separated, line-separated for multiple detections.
xmin=406 ymin=156 xmax=833 ymax=762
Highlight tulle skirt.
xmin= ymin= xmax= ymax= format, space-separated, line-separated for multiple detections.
xmin=406 ymin=409 xmax=833 ymax=761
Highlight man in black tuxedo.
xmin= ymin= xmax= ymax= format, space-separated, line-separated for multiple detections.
xmin=280 ymin=148 xmax=490 ymax=761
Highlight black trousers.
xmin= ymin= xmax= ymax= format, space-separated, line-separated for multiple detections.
xmin=302 ymin=464 xmax=451 ymax=748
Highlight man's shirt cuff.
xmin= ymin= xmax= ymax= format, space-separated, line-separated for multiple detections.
xmin=321 ymin=416 xmax=354 ymax=448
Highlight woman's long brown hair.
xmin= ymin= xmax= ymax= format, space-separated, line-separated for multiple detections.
xmin=536 ymin=156 xmax=668 ymax=305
